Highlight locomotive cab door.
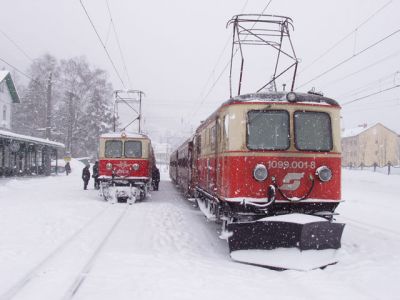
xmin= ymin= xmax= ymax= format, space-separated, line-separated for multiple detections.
xmin=212 ymin=117 xmax=221 ymax=196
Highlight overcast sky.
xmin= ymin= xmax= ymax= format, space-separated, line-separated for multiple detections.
xmin=1 ymin=0 xmax=400 ymax=142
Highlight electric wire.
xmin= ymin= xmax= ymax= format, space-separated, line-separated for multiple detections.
xmin=344 ymin=97 xmax=400 ymax=112
xmin=337 ymin=71 xmax=399 ymax=99
xmin=0 ymin=56 xmax=43 ymax=87
xmin=295 ymin=27 xmax=400 ymax=90
xmin=199 ymin=0 xmax=249 ymax=99
xmin=0 ymin=29 xmax=34 ymax=63
xmin=320 ymin=49 xmax=400 ymax=90
xmin=299 ymin=0 xmax=393 ymax=75
xmin=193 ymin=0 xmax=272 ymax=118
xmin=79 ymin=0 xmax=126 ymax=89
xmin=105 ymin=0 xmax=133 ymax=88
xmin=341 ymin=84 xmax=400 ymax=106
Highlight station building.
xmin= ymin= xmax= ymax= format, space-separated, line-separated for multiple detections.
xmin=0 ymin=70 xmax=64 ymax=176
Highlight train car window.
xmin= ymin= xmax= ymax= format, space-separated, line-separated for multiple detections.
xmin=222 ymin=115 xmax=229 ymax=150
xmin=105 ymin=140 xmax=123 ymax=158
xmin=196 ymin=135 xmax=201 ymax=154
xmin=247 ymin=110 xmax=290 ymax=150
xmin=125 ymin=140 xmax=142 ymax=158
xmin=210 ymin=125 xmax=216 ymax=151
xmin=0 ymin=147 xmax=3 ymax=167
xmin=294 ymin=111 xmax=333 ymax=151
xmin=3 ymin=105 xmax=7 ymax=121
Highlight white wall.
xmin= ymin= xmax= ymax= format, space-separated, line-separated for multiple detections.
xmin=0 ymin=80 xmax=13 ymax=130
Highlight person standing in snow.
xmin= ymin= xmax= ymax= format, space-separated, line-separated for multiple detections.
xmin=65 ymin=162 xmax=71 ymax=175
xmin=152 ymin=166 xmax=160 ymax=191
xmin=92 ymin=161 xmax=100 ymax=190
xmin=82 ymin=164 xmax=91 ymax=190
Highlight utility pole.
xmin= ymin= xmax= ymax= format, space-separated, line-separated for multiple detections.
xmin=66 ymin=91 xmax=74 ymax=154
xmin=43 ymin=72 xmax=53 ymax=176
xmin=45 ymin=72 xmax=52 ymax=139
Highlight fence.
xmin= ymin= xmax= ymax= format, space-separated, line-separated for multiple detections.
xmin=342 ymin=162 xmax=400 ymax=175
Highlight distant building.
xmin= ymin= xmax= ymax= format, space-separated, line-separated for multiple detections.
xmin=341 ymin=123 xmax=400 ymax=167
xmin=0 ymin=70 xmax=20 ymax=130
xmin=153 ymin=142 xmax=171 ymax=165
xmin=0 ymin=70 xmax=64 ymax=177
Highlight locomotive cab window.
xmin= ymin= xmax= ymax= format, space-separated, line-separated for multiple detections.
xmin=247 ymin=110 xmax=289 ymax=150
xmin=105 ymin=140 xmax=122 ymax=158
xmin=124 ymin=140 xmax=142 ymax=158
xmin=294 ymin=111 xmax=333 ymax=151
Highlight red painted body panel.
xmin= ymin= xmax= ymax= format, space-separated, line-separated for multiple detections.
xmin=99 ymin=159 xmax=150 ymax=179
xmin=196 ymin=153 xmax=340 ymax=201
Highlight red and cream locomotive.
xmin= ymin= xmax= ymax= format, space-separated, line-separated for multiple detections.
xmin=97 ymin=90 xmax=155 ymax=203
xmin=98 ymin=131 xmax=155 ymax=203
xmin=171 ymin=91 xmax=345 ymax=269
xmin=170 ymin=14 xmax=345 ymax=269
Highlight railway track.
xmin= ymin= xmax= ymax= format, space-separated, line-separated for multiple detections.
xmin=339 ymin=215 xmax=400 ymax=239
xmin=0 ymin=204 xmax=129 ymax=300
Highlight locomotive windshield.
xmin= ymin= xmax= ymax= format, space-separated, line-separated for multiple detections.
xmin=247 ymin=110 xmax=289 ymax=150
xmin=125 ymin=141 xmax=142 ymax=158
xmin=294 ymin=111 xmax=332 ymax=151
xmin=105 ymin=140 xmax=123 ymax=158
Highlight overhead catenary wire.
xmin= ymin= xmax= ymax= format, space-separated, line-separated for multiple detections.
xmin=105 ymin=0 xmax=133 ymax=88
xmin=198 ymin=0 xmax=250 ymax=99
xmin=192 ymin=0 xmax=273 ymax=118
xmin=79 ymin=0 xmax=126 ymax=89
xmin=0 ymin=29 xmax=34 ymax=63
xmin=337 ymin=71 xmax=400 ymax=99
xmin=295 ymin=27 xmax=400 ymax=90
xmin=298 ymin=0 xmax=393 ymax=75
xmin=320 ymin=49 xmax=400 ymax=90
xmin=0 ymin=56 xmax=43 ymax=87
xmin=341 ymin=84 xmax=400 ymax=106
xmin=344 ymin=97 xmax=400 ymax=112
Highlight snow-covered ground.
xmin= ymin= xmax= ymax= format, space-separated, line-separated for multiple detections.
xmin=0 ymin=162 xmax=399 ymax=300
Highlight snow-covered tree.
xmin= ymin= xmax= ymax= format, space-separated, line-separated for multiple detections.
xmin=12 ymin=54 xmax=114 ymax=158
xmin=12 ymin=54 xmax=60 ymax=136
xmin=54 ymin=57 xmax=114 ymax=157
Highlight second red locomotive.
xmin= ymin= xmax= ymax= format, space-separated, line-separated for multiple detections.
xmin=98 ymin=131 xmax=155 ymax=203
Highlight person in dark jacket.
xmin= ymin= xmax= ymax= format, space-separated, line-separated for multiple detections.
xmin=65 ymin=162 xmax=71 ymax=175
xmin=82 ymin=164 xmax=91 ymax=190
xmin=92 ymin=161 xmax=100 ymax=190
xmin=152 ymin=166 xmax=160 ymax=191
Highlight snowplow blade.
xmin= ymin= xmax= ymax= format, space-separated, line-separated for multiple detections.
xmin=227 ymin=214 xmax=345 ymax=270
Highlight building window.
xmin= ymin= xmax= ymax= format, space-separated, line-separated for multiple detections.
xmin=2 ymin=105 xmax=6 ymax=122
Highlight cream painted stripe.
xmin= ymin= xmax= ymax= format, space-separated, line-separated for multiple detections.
xmin=99 ymin=158 xmax=148 ymax=160
xmin=199 ymin=151 xmax=341 ymax=159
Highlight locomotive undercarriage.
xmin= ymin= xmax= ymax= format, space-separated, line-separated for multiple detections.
xmin=100 ymin=178 xmax=150 ymax=204
xmin=195 ymin=187 xmax=345 ymax=270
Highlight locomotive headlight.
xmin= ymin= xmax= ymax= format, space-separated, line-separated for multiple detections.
xmin=286 ymin=92 xmax=297 ymax=102
xmin=132 ymin=163 xmax=140 ymax=171
xmin=253 ymin=164 xmax=268 ymax=182
xmin=106 ymin=162 xmax=113 ymax=170
xmin=316 ymin=166 xmax=332 ymax=182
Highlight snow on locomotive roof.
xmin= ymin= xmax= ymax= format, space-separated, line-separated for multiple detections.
xmin=100 ymin=132 xmax=149 ymax=139
xmin=228 ymin=92 xmax=339 ymax=106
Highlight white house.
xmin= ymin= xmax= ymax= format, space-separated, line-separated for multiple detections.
xmin=0 ymin=70 xmax=20 ymax=130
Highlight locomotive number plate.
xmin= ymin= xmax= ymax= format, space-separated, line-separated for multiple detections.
xmin=267 ymin=160 xmax=316 ymax=169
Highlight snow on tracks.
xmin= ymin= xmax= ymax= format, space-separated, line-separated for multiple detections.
xmin=0 ymin=204 xmax=129 ymax=300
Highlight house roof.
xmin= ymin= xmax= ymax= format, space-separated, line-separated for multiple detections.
xmin=0 ymin=70 xmax=20 ymax=103
xmin=342 ymin=123 xmax=399 ymax=138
